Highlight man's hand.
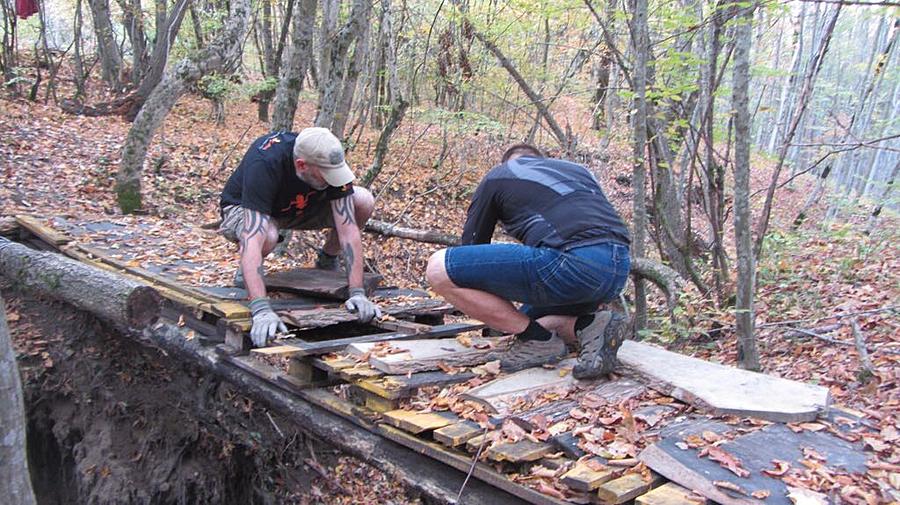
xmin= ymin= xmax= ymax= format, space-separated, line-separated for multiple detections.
xmin=345 ymin=288 xmax=382 ymax=323
xmin=249 ymin=297 xmax=288 ymax=347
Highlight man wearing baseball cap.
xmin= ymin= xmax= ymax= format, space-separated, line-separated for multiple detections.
xmin=219 ymin=127 xmax=381 ymax=347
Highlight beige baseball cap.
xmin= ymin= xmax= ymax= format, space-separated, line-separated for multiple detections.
xmin=293 ymin=127 xmax=355 ymax=186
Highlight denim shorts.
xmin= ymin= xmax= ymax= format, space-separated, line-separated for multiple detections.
xmin=444 ymin=242 xmax=630 ymax=318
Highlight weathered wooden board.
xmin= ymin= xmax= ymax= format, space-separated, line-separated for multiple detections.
xmin=434 ymin=420 xmax=484 ymax=447
xmin=357 ymin=369 xmax=476 ymax=400
xmin=509 ymin=399 xmax=579 ymax=431
xmin=348 ymin=336 xmax=512 ymax=374
xmin=16 ymin=215 xmax=71 ymax=246
xmin=560 ymin=459 xmax=617 ymax=491
xmin=280 ymin=298 xmax=453 ymax=330
xmin=597 ymin=472 xmax=663 ymax=504
xmin=635 ymin=482 xmax=708 ymax=505
xmin=486 ymin=439 xmax=554 ymax=463
xmin=264 ymin=267 xmax=382 ymax=299
xmin=382 ymin=409 xmax=459 ymax=434
xmin=638 ymin=420 xmax=868 ymax=505
xmin=280 ymin=321 xmax=484 ymax=356
xmin=460 ymin=359 xmax=578 ymax=415
xmin=585 ymin=377 xmax=647 ymax=405
xmin=618 ymin=340 xmax=831 ymax=422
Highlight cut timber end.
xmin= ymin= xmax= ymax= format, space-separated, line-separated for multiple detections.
xmin=485 ymin=439 xmax=554 ymax=463
xmin=382 ymin=410 xmax=459 ymax=434
xmin=596 ymin=472 xmax=663 ymax=504
xmin=560 ymin=460 xmax=617 ymax=491
xmin=433 ymin=421 xmax=483 ymax=447
xmin=125 ymin=285 xmax=163 ymax=328
xmin=635 ymin=483 xmax=708 ymax=505
xmin=618 ymin=340 xmax=830 ymax=422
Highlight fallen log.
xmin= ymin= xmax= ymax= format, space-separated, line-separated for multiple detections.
xmin=364 ymin=220 xmax=684 ymax=309
xmin=0 ymin=238 xmax=161 ymax=330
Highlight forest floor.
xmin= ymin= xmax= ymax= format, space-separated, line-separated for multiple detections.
xmin=1 ymin=80 xmax=898 ymax=502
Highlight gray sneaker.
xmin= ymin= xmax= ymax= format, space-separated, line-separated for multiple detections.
xmin=314 ymin=249 xmax=341 ymax=270
xmin=499 ymin=334 xmax=567 ymax=372
xmin=573 ymin=311 xmax=628 ymax=379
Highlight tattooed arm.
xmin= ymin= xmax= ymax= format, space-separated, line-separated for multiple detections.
xmin=239 ymin=208 xmax=276 ymax=300
xmin=330 ymin=195 xmax=364 ymax=290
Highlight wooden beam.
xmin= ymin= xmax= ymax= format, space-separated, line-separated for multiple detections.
xmin=596 ymin=472 xmax=663 ymax=504
xmin=434 ymin=420 xmax=484 ymax=447
xmin=618 ymin=340 xmax=830 ymax=422
xmin=280 ymin=321 xmax=484 ymax=356
xmin=15 ymin=215 xmax=71 ymax=246
xmin=281 ymin=298 xmax=454 ymax=330
xmin=560 ymin=459 xmax=617 ymax=492
xmin=460 ymin=359 xmax=578 ymax=415
xmin=382 ymin=409 xmax=459 ymax=434
xmin=635 ymin=483 xmax=708 ymax=505
xmin=350 ymin=335 xmax=512 ymax=374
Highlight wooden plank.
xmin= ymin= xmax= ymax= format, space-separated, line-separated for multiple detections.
xmin=618 ymin=340 xmax=830 ymax=422
xmin=585 ymin=378 xmax=647 ymax=405
xmin=434 ymin=420 xmax=484 ymax=447
xmin=635 ymin=483 xmax=708 ymax=505
xmin=338 ymin=363 xmax=383 ymax=381
xmin=486 ymin=439 xmax=554 ymax=463
xmin=350 ymin=336 xmax=512 ymax=374
xmin=210 ymin=301 xmax=251 ymax=319
xmin=596 ymin=472 xmax=663 ymax=504
xmin=372 ymin=318 xmax=434 ymax=334
xmin=16 ymin=215 xmax=71 ymax=246
xmin=461 ymin=359 xmax=578 ymax=415
xmin=356 ymin=370 xmax=476 ymax=400
xmin=280 ymin=321 xmax=484 ymax=356
xmin=263 ymin=267 xmax=382 ymax=299
xmin=251 ymin=345 xmax=304 ymax=355
xmin=509 ymin=399 xmax=578 ymax=431
xmin=281 ymin=297 xmax=453 ymax=330
xmin=551 ymin=432 xmax=587 ymax=460
xmin=638 ymin=420 xmax=868 ymax=505
xmin=375 ymin=424 xmax=571 ymax=505
xmin=382 ymin=409 xmax=459 ymax=434
xmin=560 ymin=459 xmax=617 ymax=491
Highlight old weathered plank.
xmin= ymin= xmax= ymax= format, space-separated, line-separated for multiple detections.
xmin=349 ymin=336 xmax=512 ymax=374
xmin=635 ymin=482 xmax=708 ymax=505
xmin=16 ymin=215 xmax=71 ymax=246
xmin=551 ymin=432 xmax=587 ymax=460
xmin=585 ymin=378 xmax=647 ymax=405
xmin=460 ymin=359 xmax=578 ymax=415
xmin=560 ymin=459 xmax=617 ymax=491
xmin=281 ymin=297 xmax=453 ymax=330
xmin=264 ymin=267 xmax=382 ymax=299
xmin=596 ymin=472 xmax=663 ymax=504
xmin=509 ymin=399 xmax=578 ymax=431
xmin=356 ymin=369 xmax=475 ymax=400
xmin=638 ymin=419 xmax=868 ymax=505
xmin=280 ymin=321 xmax=483 ymax=355
xmin=434 ymin=420 xmax=484 ymax=447
xmin=382 ymin=410 xmax=459 ymax=434
xmin=486 ymin=439 xmax=554 ymax=463
xmin=371 ymin=318 xmax=434 ymax=334
xmin=618 ymin=340 xmax=830 ymax=422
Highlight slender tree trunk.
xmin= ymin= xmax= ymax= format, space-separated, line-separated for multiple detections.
xmin=189 ymin=3 xmax=204 ymax=48
xmin=271 ymin=0 xmax=316 ymax=131
xmin=865 ymin=159 xmax=900 ymax=235
xmin=732 ymin=1 xmax=758 ymax=370
xmin=87 ymin=0 xmax=124 ymax=89
xmin=0 ymin=0 xmax=18 ymax=90
xmin=331 ymin=14 xmax=371 ymax=138
xmin=72 ymin=0 xmax=87 ymax=97
xmin=754 ymin=5 xmax=841 ymax=258
xmin=116 ymin=0 xmax=148 ymax=85
xmin=316 ymin=0 xmax=372 ymax=131
xmin=0 ymin=289 xmax=36 ymax=505
xmin=256 ymin=0 xmax=276 ymax=122
xmin=116 ymin=0 xmax=251 ymax=213
xmin=630 ymin=0 xmax=649 ymax=331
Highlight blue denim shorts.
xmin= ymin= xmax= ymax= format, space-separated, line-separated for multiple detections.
xmin=444 ymin=242 xmax=630 ymax=318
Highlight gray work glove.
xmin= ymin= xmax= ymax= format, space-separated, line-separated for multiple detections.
xmin=345 ymin=288 xmax=382 ymax=323
xmin=249 ymin=297 xmax=288 ymax=347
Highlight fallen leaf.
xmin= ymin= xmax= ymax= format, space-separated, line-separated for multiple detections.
xmin=704 ymin=446 xmax=750 ymax=478
xmin=537 ymin=481 xmax=566 ymax=499
xmin=863 ymin=436 xmax=889 ymax=452
xmin=786 ymin=486 xmax=828 ymax=504
xmin=752 ymin=489 xmax=771 ymax=499
xmin=762 ymin=459 xmax=791 ymax=477
xmin=713 ymin=480 xmax=748 ymax=495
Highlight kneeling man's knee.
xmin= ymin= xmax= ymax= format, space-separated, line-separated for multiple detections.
xmin=426 ymin=249 xmax=450 ymax=290
xmin=352 ymin=186 xmax=375 ymax=218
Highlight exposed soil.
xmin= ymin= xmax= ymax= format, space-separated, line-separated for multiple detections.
xmin=5 ymin=284 xmax=421 ymax=505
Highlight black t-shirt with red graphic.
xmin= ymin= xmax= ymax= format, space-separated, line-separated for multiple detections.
xmin=219 ymin=131 xmax=353 ymax=220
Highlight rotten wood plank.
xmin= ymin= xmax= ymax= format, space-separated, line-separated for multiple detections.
xmin=15 ymin=215 xmax=71 ymax=246
xmin=434 ymin=420 xmax=484 ymax=448
xmin=460 ymin=359 xmax=578 ymax=415
xmin=486 ymin=439 xmax=554 ymax=463
xmin=382 ymin=409 xmax=459 ymax=434
xmin=280 ymin=321 xmax=484 ymax=356
xmin=349 ymin=335 xmax=512 ymax=374
xmin=618 ymin=340 xmax=831 ymax=422
xmin=635 ymin=482 xmax=708 ymax=505
xmin=280 ymin=297 xmax=453 ymax=330
xmin=264 ymin=267 xmax=382 ymax=299
xmin=356 ymin=369 xmax=475 ymax=400
xmin=560 ymin=459 xmax=616 ymax=491
xmin=596 ymin=472 xmax=663 ymax=504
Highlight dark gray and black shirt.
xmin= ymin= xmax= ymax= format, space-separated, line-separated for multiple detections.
xmin=461 ymin=156 xmax=630 ymax=250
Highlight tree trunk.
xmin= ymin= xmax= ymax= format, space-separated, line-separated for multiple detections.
xmin=0 ymin=239 xmax=161 ymax=329
xmin=865 ymin=159 xmax=900 ymax=235
xmin=271 ymin=0 xmax=316 ymax=131
xmin=315 ymin=0 xmax=372 ymax=131
xmin=87 ymin=0 xmax=123 ymax=89
xmin=331 ymin=16 xmax=371 ymax=138
xmin=629 ymin=0 xmax=649 ymax=331
xmin=732 ymin=1 xmax=758 ymax=371
xmin=116 ymin=0 xmax=148 ymax=85
xmin=0 ymin=290 xmax=36 ymax=505
xmin=256 ymin=0 xmax=276 ymax=122
xmin=792 ymin=164 xmax=831 ymax=228
xmin=116 ymin=0 xmax=251 ymax=213
xmin=124 ymin=0 xmax=191 ymax=120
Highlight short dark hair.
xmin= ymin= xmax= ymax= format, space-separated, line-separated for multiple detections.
xmin=501 ymin=143 xmax=544 ymax=163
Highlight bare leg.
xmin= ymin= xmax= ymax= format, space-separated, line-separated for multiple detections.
xmin=426 ymin=249 xmax=534 ymax=334
xmin=323 ymin=186 xmax=375 ymax=255
xmin=535 ymin=315 xmax=577 ymax=345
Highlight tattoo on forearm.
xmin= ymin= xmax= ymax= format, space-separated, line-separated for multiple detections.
xmin=333 ymin=196 xmax=356 ymax=226
xmin=240 ymin=209 xmax=271 ymax=251
xmin=343 ymin=243 xmax=355 ymax=281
